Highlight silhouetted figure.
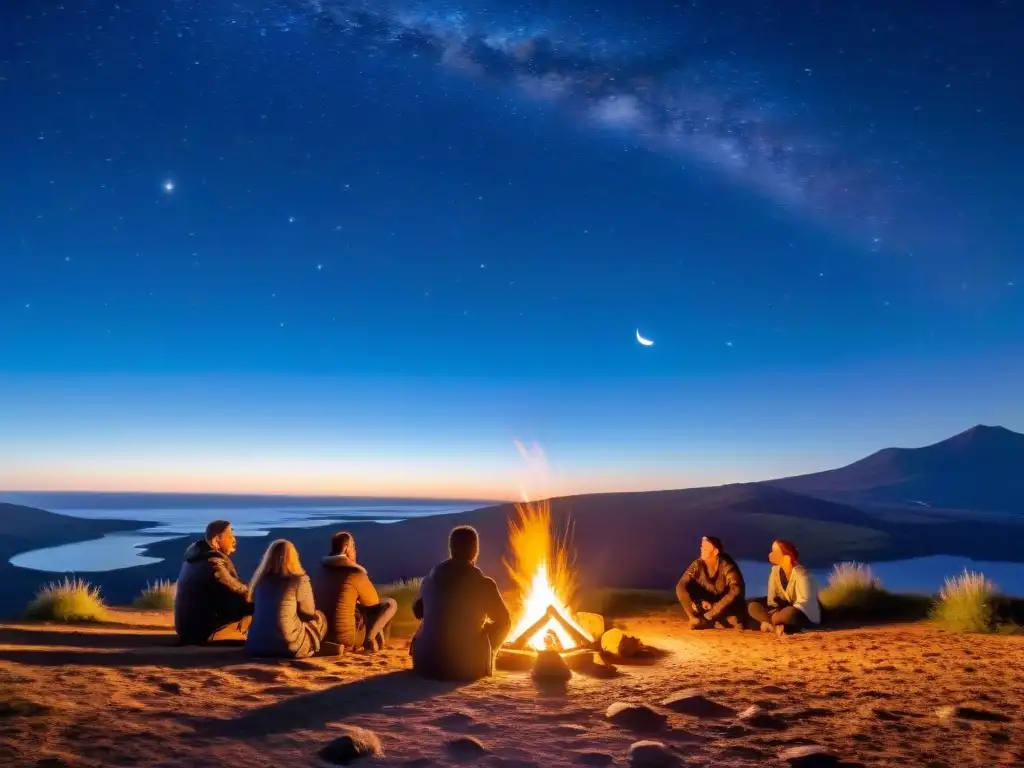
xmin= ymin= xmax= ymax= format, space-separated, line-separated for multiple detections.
xmin=411 ymin=525 xmax=512 ymax=681
xmin=313 ymin=531 xmax=397 ymax=654
xmin=747 ymin=539 xmax=821 ymax=635
xmin=174 ymin=520 xmax=253 ymax=644
xmin=245 ymin=539 xmax=327 ymax=658
xmin=676 ymin=535 xmax=746 ymax=629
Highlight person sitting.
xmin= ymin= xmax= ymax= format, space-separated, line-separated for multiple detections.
xmin=174 ymin=520 xmax=253 ymax=645
xmin=313 ymin=531 xmax=398 ymax=654
xmin=747 ymin=539 xmax=821 ymax=635
xmin=411 ymin=525 xmax=511 ymax=681
xmin=676 ymin=535 xmax=746 ymax=630
xmin=245 ymin=539 xmax=327 ymax=659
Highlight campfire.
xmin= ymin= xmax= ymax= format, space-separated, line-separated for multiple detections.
xmin=502 ymin=501 xmax=595 ymax=656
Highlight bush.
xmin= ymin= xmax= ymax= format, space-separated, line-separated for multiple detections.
xmin=380 ymin=578 xmax=422 ymax=638
xmin=24 ymin=577 xmax=109 ymax=623
xmin=819 ymin=563 xmax=931 ymax=623
xmin=932 ymin=570 xmax=1000 ymax=633
xmin=133 ymin=579 xmax=177 ymax=610
xmin=576 ymin=588 xmax=678 ymax=620
xmin=819 ymin=562 xmax=882 ymax=610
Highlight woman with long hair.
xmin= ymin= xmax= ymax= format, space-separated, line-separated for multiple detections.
xmin=747 ymin=539 xmax=822 ymax=635
xmin=245 ymin=539 xmax=327 ymax=658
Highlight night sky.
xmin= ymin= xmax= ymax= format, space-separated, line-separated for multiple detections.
xmin=1 ymin=0 xmax=1022 ymax=499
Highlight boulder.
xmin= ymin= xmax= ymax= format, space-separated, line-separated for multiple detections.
xmin=605 ymin=701 xmax=668 ymax=732
xmin=600 ymin=628 xmax=642 ymax=658
xmin=576 ymin=611 xmax=606 ymax=640
xmin=661 ymin=690 xmax=736 ymax=719
xmin=779 ymin=745 xmax=840 ymax=767
xmin=318 ymin=726 xmax=383 ymax=765
xmin=628 ymin=740 xmax=681 ymax=768
xmin=444 ymin=736 xmax=488 ymax=760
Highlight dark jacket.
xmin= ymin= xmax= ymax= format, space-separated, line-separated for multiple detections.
xmin=676 ymin=554 xmax=746 ymax=620
xmin=174 ymin=540 xmax=251 ymax=644
xmin=246 ymin=573 xmax=322 ymax=658
xmin=312 ymin=555 xmax=380 ymax=648
xmin=411 ymin=558 xmax=511 ymax=681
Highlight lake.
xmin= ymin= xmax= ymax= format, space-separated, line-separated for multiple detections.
xmin=5 ymin=493 xmax=486 ymax=573
xmin=737 ymin=557 xmax=1024 ymax=597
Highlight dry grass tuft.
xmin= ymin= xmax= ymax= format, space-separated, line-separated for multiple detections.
xmin=24 ymin=577 xmax=109 ymax=623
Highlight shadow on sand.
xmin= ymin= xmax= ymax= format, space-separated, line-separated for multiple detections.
xmin=192 ymin=669 xmax=466 ymax=739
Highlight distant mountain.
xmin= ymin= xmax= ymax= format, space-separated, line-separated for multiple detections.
xmin=771 ymin=425 xmax=1024 ymax=512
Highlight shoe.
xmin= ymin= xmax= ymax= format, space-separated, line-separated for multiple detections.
xmin=774 ymin=624 xmax=787 ymax=638
xmin=760 ymin=622 xmax=773 ymax=633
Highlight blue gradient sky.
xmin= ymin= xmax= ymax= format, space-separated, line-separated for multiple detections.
xmin=1 ymin=0 xmax=1022 ymax=499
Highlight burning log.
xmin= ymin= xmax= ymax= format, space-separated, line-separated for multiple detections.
xmin=508 ymin=604 xmax=593 ymax=651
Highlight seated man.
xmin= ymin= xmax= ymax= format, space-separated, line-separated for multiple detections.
xmin=313 ymin=531 xmax=397 ymax=654
xmin=676 ymin=535 xmax=746 ymax=630
xmin=411 ymin=525 xmax=511 ymax=681
xmin=174 ymin=520 xmax=253 ymax=644
xmin=747 ymin=539 xmax=821 ymax=635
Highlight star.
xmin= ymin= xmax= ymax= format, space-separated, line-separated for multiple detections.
xmin=162 ymin=180 xmax=175 ymax=193
xmin=288 ymin=215 xmax=296 ymax=224
xmin=725 ymin=341 xmax=734 ymax=347
xmin=316 ymin=263 xmax=323 ymax=271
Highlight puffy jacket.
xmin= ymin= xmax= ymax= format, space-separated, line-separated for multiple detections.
xmin=312 ymin=555 xmax=381 ymax=648
xmin=173 ymin=540 xmax=251 ymax=644
xmin=246 ymin=573 xmax=322 ymax=658
xmin=675 ymin=553 xmax=746 ymax=620
xmin=411 ymin=558 xmax=511 ymax=681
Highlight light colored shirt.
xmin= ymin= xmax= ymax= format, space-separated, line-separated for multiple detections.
xmin=767 ymin=564 xmax=821 ymax=624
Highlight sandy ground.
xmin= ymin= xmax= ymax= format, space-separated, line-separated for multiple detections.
xmin=1 ymin=610 xmax=1022 ymax=767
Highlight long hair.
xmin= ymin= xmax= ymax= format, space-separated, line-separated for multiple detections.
xmin=249 ymin=539 xmax=305 ymax=593
xmin=774 ymin=539 xmax=800 ymax=565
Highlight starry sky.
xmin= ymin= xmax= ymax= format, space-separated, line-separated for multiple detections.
xmin=1 ymin=0 xmax=1022 ymax=499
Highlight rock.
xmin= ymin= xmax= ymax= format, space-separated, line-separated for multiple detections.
xmin=576 ymin=611 xmax=606 ymax=640
xmin=600 ymin=628 xmax=642 ymax=658
xmin=779 ymin=745 xmax=841 ymax=767
xmin=737 ymin=705 xmax=788 ymax=730
xmin=318 ymin=726 xmax=383 ymax=765
xmin=553 ymin=724 xmax=588 ymax=735
xmin=157 ymin=681 xmax=182 ymax=694
xmin=444 ymin=736 xmax=488 ymax=760
xmin=628 ymin=740 xmax=681 ymax=768
xmin=606 ymin=702 xmax=668 ymax=732
xmin=533 ymin=649 xmax=572 ymax=682
xmin=873 ymin=708 xmax=901 ymax=721
xmin=936 ymin=704 xmax=1011 ymax=723
xmin=661 ymin=690 xmax=736 ymax=719
xmin=575 ymin=752 xmax=614 ymax=766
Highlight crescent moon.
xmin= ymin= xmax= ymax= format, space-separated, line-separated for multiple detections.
xmin=636 ymin=329 xmax=654 ymax=346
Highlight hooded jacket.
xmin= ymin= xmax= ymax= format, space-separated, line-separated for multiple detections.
xmin=311 ymin=554 xmax=381 ymax=648
xmin=411 ymin=558 xmax=511 ymax=681
xmin=676 ymin=553 xmax=746 ymax=620
xmin=173 ymin=540 xmax=251 ymax=644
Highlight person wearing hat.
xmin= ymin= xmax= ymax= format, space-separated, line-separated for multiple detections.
xmin=675 ymin=535 xmax=747 ymax=630
xmin=747 ymin=539 xmax=821 ymax=635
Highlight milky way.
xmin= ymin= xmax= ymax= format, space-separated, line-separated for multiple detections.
xmin=293 ymin=0 xmax=895 ymax=245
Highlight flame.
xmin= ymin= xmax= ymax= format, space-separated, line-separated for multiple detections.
xmin=504 ymin=499 xmax=591 ymax=652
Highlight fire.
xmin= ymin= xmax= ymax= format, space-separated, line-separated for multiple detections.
xmin=505 ymin=500 xmax=591 ymax=652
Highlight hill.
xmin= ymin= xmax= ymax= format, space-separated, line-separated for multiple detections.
xmin=770 ymin=424 xmax=1024 ymax=513
xmin=0 ymin=503 xmax=153 ymax=620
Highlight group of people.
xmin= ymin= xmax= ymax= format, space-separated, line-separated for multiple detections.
xmin=173 ymin=521 xmax=398 ymax=658
xmin=676 ymin=535 xmax=822 ymax=635
xmin=173 ymin=520 xmax=511 ymax=680
xmin=173 ymin=520 xmax=820 ymax=682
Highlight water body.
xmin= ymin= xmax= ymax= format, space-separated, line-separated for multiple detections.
xmin=6 ymin=493 xmax=488 ymax=573
xmin=737 ymin=556 xmax=1024 ymax=597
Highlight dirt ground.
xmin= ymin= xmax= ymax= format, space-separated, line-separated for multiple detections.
xmin=1 ymin=609 xmax=1021 ymax=767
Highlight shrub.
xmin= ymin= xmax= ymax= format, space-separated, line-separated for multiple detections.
xmin=133 ymin=579 xmax=177 ymax=610
xmin=24 ymin=577 xmax=108 ymax=623
xmin=931 ymin=570 xmax=1000 ymax=633
xmin=819 ymin=562 xmax=882 ymax=610
xmin=380 ymin=578 xmax=422 ymax=638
